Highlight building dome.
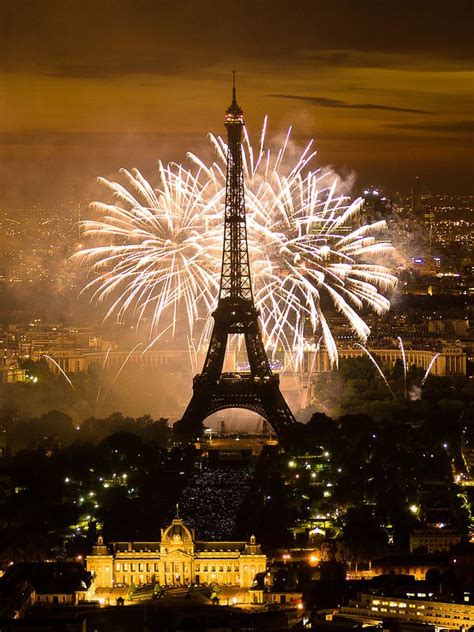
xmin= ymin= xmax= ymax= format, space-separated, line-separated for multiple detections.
xmin=161 ymin=518 xmax=193 ymax=545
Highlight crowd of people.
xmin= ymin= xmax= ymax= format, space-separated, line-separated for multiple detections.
xmin=179 ymin=467 xmax=252 ymax=540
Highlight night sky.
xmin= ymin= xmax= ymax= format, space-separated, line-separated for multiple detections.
xmin=1 ymin=0 xmax=473 ymax=205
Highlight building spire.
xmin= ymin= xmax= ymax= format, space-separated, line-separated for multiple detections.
xmin=226 ymin=71 xmax=243 ymax=120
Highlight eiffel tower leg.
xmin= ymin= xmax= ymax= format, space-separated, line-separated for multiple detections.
xmin=244 ymin=328 xmax=271 ymax=377
xmin=175 ymin=391 xmax=209 ymax=436
xmin=201 ymin=328 xmax=227 ymax=381
xmin=258 ymin=384 xmax=296 ymax=435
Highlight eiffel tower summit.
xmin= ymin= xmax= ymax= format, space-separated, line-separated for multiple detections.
xmin=176 ymin=76 xmax=296 ymax=437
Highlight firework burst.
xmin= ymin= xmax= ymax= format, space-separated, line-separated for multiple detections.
xmin=75 ymin=119 xmax=396 ymax=367
xmin=76 ymin=162 xmax=222 ymax=340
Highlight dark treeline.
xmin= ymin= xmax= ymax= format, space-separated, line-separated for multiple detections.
xmin=1 ymin=411 xmax=171 ymax=454
xmin=0 ymin=415 xmax=192 ymax=567
xmin=312 ymin=355 xmax=473 ymax=420
xmin=0 ymin=356 xmax=471 ymax=573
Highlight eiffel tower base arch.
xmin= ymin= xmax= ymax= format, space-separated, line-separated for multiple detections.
xmin=175 ymin=375 xmax=295 ymax=438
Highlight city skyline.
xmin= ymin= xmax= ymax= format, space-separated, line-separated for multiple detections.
xmin=1 ymin=0 xmax=473 ymax=208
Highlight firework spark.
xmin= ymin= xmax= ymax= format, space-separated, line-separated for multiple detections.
xmin=75 ymin=120 xmax=396 ymax=367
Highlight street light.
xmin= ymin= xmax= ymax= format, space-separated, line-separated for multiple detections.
xmin=309 ymin=554 xmax=319 ymax=566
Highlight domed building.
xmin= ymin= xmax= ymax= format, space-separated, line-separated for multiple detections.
xmin=86 ymin=517 xmax=266 ymax=589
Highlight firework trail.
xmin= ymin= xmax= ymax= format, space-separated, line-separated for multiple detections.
xmin=95 ymin=347 xmax=111 ymax=403
xmin=421 ymin=353 xmax=440 ymax=386
xmin=43 ymin=355 xmax=81 ymax=399
xmin=100 ymin=343 xmax=143 ymax=404
xmin=75 ymin=120 xmax=396 ymax=368
xmin=354 ymin=344 xmax=396 ymax=398
xmin=397 ymin=336 xmax=408 ymax=398
xmin=305 ymin=337 xmax=323 ymax=387
xmin=44 ymin=346 xmax=142 ymax=406
xmin=299 ymin=336 xmax=323 ymax=409
xmin=140 ymin=323 xmax=175 ymax=357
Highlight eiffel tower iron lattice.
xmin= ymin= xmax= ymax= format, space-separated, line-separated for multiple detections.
xmin=177 ymin=77 xmax=296 ymax=436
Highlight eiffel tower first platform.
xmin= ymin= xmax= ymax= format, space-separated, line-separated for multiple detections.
xmin=175 ymin=78 xmax=296 ymax=437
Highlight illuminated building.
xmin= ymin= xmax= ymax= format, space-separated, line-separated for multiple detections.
xmin=340 ymin=592 xmax=474 ymax=629
xmin=0 ymin=562 xmax=94 ymax=611
xmin=301 ymin=343 xmax=467 ymax=376
xmin=44 ymin=349 xmax=189 ymax=374
xmin=361 ymin=186 xmax=393 ymax=223
xmin=1 ymin=361 xmax=26 ymax=384
xmin=250 ymin=588 xmax=302 ymax=607
xmin=86 ymin=517 xmax=266 ymax=589
xmin=371 ymin=553 xmax=448 ymax=581
xmin=409 ymin=528 xmax=462 ymax=553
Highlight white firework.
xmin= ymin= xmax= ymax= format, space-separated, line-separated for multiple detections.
xmin=75 ymin=119 xmax=397 ymax=368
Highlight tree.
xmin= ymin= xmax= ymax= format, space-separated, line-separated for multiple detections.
xmin=306 ymin=413 xmax=339 ymax=450
xmin=342 ymin=507 xmax=388 ymax=568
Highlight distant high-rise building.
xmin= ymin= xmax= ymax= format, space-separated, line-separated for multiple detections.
xmin=0 ymin=426 xmax=6 ymax=459
xmin=412 ymin=175 xmax=423 ymax=215
xmin=361 ymin=186 xmax=393 ymax=222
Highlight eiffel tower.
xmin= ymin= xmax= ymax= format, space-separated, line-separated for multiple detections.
xmin=176 ymin=77 xmax=295 ymax=437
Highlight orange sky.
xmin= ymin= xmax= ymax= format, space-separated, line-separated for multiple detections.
xmin=1 ymin=0 xmax=473 ymax=204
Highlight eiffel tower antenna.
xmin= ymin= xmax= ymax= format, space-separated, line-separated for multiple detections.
xmin=175 ymin=78 xmax=295 ymax=437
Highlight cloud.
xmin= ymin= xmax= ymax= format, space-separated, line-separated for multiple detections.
xmin=0 ymin=130 xmax=202 ymax=147
xmin=267 ymin=94 xmax=431 ymax=114
xmin=386 ymin=120 xmax=474 ymax=133
xmin=2 ymin=1 xmax=472 ymax=79
xmin=295 ymin=49 xmax=474 ymax=72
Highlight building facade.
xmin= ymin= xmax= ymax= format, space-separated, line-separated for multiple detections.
xmin=409 ymin=528 xmax=462 ymax=553
xmin=340 ymin=592 xmax=474 ymax=629
xmin=0 ymin=562 xmax=93 ymax=616
xmin=44 ymin=349 xmax=189 ymax=374
xmin=86 ymin=518 xmax=266 ymax=589
xmin=301 ymin=344 xmax=467 ymax=377
xmin=371 ymin=554 xmax=449 ymax=581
